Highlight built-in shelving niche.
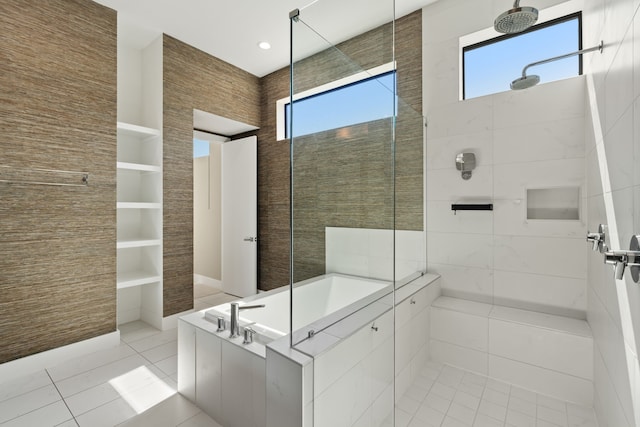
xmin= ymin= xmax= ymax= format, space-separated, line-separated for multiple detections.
xmin=526 ymin=187 xmax=580 ymax=220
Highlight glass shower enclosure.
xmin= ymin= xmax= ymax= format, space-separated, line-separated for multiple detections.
xmin=288 ymin=1 xmax=427 ymax=425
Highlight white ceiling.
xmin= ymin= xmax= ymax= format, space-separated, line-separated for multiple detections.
xmin=92 ymin=0 xmax=437 ymax=77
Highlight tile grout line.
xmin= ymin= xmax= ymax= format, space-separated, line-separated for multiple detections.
xmin=45 ymin=369 xmax=78 ymax=427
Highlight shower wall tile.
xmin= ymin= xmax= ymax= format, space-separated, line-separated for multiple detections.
xmin=493 ymin=117 xmax=585 ymax=164
xmin=426 ymin=167 xmax=493 ymax=201
xmin=427 ymin=201 xmax=493 ymax=234
xmin=593 ymin=344 xmax=632 ymax=427
xmin=587 ymin=287 xmax=635 ymax=424
xmin=604 ymin=106 xmax=634 ymax=193
xmin=427 ymin=263 xmax=494 ymax=304
xmin=426 ymin=131 xmax=493 ymax=171
xmin=430 ymin=339 xmax=489 ymax=375
xmin=493 ymin=198 xmax=587 ymax=238
xmin=603 ymin=25 xmax=634 ymax=136
xmin=430 ymin=307 xmax=489 ymax=352
xmin=493 ymin=158 xmax=585 ymax=200
xmin=489 ymin=318 xmax=593 ymax=379
xmin=427 ymin=232 xmax=493 ymax=269
xmin=426 ymin=96 xmax=493 ymax=139
xmin=493 ymin=235 xmax=586 ymax=279
xmin=422 ymin=38 xmax=460 ymax=109
xmin=492 ymin=77 xmax=585 ymax=129
xmin=493 ymin=271 xmax=586 ymax=319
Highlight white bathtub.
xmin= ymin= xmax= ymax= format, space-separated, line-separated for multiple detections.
xmin=204 ymin=273 xmax=391 ymax=343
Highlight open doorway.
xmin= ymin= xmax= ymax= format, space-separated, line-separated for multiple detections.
xmin=192 ymin=109 xmax=258 ymax=311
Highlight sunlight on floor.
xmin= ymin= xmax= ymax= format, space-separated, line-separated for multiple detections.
xmin=109 ymin=366 xmax=176 ymax=415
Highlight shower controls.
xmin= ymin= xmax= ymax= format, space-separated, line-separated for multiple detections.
xmin=455 ymin=153 xmax=476 ymax=180
xmin=586 ymin=224 xmax=607 ymax=253
xmin=603 ymin=235 xmax=640 ymax=282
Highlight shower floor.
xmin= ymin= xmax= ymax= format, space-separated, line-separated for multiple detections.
xmin=395 ymin=362 xmax=598 ymax=427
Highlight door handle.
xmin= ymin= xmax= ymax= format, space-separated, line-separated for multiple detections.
xmin=243 ymin=237 xmax=257 ymax=242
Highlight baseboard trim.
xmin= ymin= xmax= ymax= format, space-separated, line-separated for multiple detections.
xmin=194 ymin=274 xmax=221 ymax=289
xmin=0 ymin=330 xmax=121 ymax=383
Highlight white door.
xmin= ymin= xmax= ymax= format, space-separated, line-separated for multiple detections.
xmin=221 ymin=136 xmax=257 ymax=297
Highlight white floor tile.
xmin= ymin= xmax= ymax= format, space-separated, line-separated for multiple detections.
xmin=0 ymin=370 xmax=52 ymax=402
xmin=55 ymin=420 xmax=79 ymax=427
xmin=55 ymin=354 xmax=149 ymax=398
xmin=482 ymin=388 xmax=509 ymax=406
xmin=120 ymin=323 xmax=162 ymax=344
xmin=75 ymin=397 xmax=138 ymax=427
xmin=477 ymin=399 xmax=507 ymax=421
xmin=447 ymin=402 xmax=476 ymax=425
xmin=0 ymin=385 xmax=61 ymax=424
xmin=537 ymin=405 xmax=568 ymax=427
xmin=155 ymin=355 xmax=178 ymax=377
xmin=508 ymin=396 xmax=536 ymax=417
xmin=414 ymin=404 xmax=446 ymax=425
xmin=47 ymin=344 xmax=136 ymax=382
xmin=140 ymin=341 xmax=178 ymax=364
xmin=116 ymin=394 xmax=200 ymax=426
xmin=177 ymin=411 xmax=222 ymax=427
xmin=127 ymin=329 xmax=177 ymax=353
xmin=506 ymin=408 xmax=536 ymax=427
xmin=0 ymin=401 xmax=72 ymax=427
xmin=473 ymin=413 xmax=503 ymax=427
xmin=397 ymin=395 xmax=421 ymax=416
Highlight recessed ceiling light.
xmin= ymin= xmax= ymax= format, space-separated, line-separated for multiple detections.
xmin=258 ymin=41 xmax=271 ymax=50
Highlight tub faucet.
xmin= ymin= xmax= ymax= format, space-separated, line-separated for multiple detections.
xmin=229 ymin=302 xmax=265 ymax=338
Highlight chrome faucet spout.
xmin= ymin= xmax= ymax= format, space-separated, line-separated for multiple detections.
xmin=229 ymin=302 xmax=265 ymax=338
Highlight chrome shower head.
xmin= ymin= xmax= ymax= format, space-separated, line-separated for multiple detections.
xmin=510 ymin=75 xmax=540 ymax=90
xmin=494 ymin=1 xmax=539 ymax=34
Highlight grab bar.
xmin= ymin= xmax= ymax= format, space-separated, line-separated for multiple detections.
xmin=0 ymin=165 xmax=89 ymax=187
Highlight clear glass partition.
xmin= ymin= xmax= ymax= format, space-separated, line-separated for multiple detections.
xmin=289 ymin=1 xmax=426 ymax=425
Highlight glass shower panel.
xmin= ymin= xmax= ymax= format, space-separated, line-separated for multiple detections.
xmin=289 ymin=2 xmax=427 ymax=426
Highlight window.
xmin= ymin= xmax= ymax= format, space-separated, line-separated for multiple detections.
xmin=462 ymin=12 xmax=581 ymax=100
xmin=276 ymin=63 xmax=396 ymax=140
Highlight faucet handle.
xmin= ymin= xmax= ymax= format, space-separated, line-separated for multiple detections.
xmin=216 ymin=316 xmax=226 ymax=332
xmin=587 ymin=224 xmax=607 ymax=253
xmin=243 ymin=327 xmax=255 ymax=344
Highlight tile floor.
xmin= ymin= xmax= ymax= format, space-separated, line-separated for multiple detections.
xmin=0 ymin=282 xmax=599 ymax=427
xmin=395 ymin=362 xmax=598 ymax=427
xmin=0 ymin=284 xmax=237 ymax=427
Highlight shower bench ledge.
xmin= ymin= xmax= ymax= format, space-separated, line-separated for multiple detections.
xmin=429 ymin=296 xmax=593 ymax=405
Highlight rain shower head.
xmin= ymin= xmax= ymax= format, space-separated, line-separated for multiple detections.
xmin=494 ymin=1 xmax=539 ymax=34
xmin=510 ymin=75 xmax=540 ymax=90
xmin=510 ymin=41 xmax=604 ymax=91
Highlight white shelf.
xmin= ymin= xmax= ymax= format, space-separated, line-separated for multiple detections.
xmin=117 ymin=271 xmax=161 ymax=289
xmin=117 ymin=239 xmax=161 ymax=249
xmin=117 ymin=162 xmax=161 ymax=172
xmin=117 ymin=121 xmax=161 ymax=138
xmin=117 ymin=202 xmax=161 ymax=209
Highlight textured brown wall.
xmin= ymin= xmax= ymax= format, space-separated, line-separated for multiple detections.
xmin=258 ymin=11 xmax=423 ymax=290
xmin=0 ymin=0 xmax=117 ymax=363
xmin=163 ymin=35 xmax=260 ymax=316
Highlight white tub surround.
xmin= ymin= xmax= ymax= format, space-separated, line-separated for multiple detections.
xmin=267 ymin=273 xmax=440 ymax=427
xmin=430 ymin=296 xmax=594 ymax=405
xmin=178 ymin=273 xmax=441 ymax=427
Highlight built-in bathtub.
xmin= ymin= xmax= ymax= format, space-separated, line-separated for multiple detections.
xmin=178 ymin=271 xmax=441 ymax=427
xmin=203 ymin=273 xmax=391 ymax=344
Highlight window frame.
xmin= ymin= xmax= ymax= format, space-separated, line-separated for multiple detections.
xmin=276 ymin=62 xmax=396 ymax=141
xmin=461 ymin=11 xmax=582 ymax=100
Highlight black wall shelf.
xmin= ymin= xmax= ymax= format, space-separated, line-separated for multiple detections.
xmin=451 ymin=203 xmax=493 ymax=214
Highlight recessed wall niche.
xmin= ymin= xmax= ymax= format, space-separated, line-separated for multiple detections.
xmin=526 ymin=187 xmax=580 ymax=220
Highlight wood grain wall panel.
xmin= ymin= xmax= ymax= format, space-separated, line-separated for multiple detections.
xmin=258 ymin=11 xmax=423 ymax=290
xmin=0 ymin=0 xmax=117 ymax=363
xmin=163 ymin=35 xmax=260 ymax=316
